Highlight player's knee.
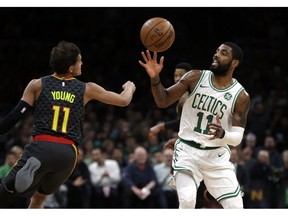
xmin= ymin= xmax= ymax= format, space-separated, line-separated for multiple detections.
xmin=177 ymin=186 xmax=197 ymax=208
xmin=219 ymin=194 xmax=243 ymax=209
xmin=15 ymin=157 xmax=41 ymax=193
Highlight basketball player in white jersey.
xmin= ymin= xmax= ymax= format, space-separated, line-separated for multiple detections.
xmin=138 ymin=42 xmax=250 ymax=208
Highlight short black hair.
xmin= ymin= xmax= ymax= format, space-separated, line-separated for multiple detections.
xmin=49 ymin=41 xmax=81 ymax=75
xmin=223 ymin=42 xmax=243 ymax=65
xmin=175 ymin=62 xmax=192 ymax=72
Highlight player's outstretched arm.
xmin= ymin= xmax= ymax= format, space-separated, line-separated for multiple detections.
xmin=139 ymin=51 xmax=192 ymax=108
xmin=0 ymin=79 xmax=40 ymax=134
xmin=84 ymin=81 xmax=136 ymax=107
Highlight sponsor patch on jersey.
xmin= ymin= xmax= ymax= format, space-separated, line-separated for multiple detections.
xmin=224 ymin=92 xmax=232 ymax=100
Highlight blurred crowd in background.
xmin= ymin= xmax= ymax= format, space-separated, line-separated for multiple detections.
xmin=0 ymin=7 xmax=288 ymax=208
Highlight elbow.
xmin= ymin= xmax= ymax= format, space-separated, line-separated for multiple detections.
xmin=119 ymin=99 xmax=131 ymax=107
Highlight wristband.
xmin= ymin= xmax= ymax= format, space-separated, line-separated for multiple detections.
xmin=221 ymin=126 xmax=244 ymax=146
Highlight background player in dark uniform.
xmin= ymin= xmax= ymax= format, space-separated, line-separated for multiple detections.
xmin=0 ymin=41 xmax=136 ymax=208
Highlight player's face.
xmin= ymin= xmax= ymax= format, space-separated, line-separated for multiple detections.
xmin=209 ymin=44 xmax=233 ymax=76
xmin=174 ymin=69 xmax=186 ymax=83
xmin=71 ymin=54 xmax=82 ymax=76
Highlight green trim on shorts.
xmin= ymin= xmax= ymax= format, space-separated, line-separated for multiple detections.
xmin=216 ymin=185 xmax=241 ymax=202
xmin=180 ymin=138 xmax=220 ymax=150
xmin=172 ymin=166 xmax=199 ymax=189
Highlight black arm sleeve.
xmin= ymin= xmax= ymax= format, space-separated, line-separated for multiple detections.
xmin=164 ymin=118 xmax=180 ymax=131
xmin=0 ymin=100 xmax=32 ymax=134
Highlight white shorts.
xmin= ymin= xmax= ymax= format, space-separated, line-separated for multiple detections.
xmin=171 ymin=138 xmax=241 ymax=202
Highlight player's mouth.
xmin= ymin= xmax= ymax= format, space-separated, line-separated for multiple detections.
xmin=212 ymin=59 xmax=219 ymax=67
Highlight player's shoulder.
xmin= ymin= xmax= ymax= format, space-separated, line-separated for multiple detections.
xmin=85 ymin=82 xmax=100 ymax=89
xmin=181 ymin=69 xmax=202 ymax=82
xmin=27 ymin=78 xmax=42 ymax=88
xmin=237 ymin=88 xmax=250 ymax=105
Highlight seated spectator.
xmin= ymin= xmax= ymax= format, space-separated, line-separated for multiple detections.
xmin=153 ymin=148 xmax=178 ymax=208
xmin=277 ymin=150 xmax=288 ymax=207
xmin=88 ymin=147 xmax=121 ymax=208
xmin=230 ymin=147 xmax=250 ymax=208
xmin=65 ymin=147 xmax=92 ymax=208
xmin=247 ymin=149 xmax=274 ymax=208
xmin=263 ymin=135 xmax=283 ymax=170
xmin=121 ymin=146 xmax=160 ymax=208
xmin=0 ymin=151 xmax=17 ymax=181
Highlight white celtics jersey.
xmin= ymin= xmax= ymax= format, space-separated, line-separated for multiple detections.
xmin=178 ymin=70 xmax=245 ymax=147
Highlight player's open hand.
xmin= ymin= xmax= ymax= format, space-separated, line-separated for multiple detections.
xmin=207 ymin=115 xmax=225 ymax=140
xmin=138 ymin=50 xmax=164 ymax=78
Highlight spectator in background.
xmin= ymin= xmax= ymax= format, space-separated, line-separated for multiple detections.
xmin=242 ymin=132 xmax=258 ymax=158
xmin=0 ymin=151 xmax=17 ymax=181
xmin=65 ymin=147 xmax=92 ymax=208
xmin=112 ymin=147 xmax=128 ymax=173
xmin=121 ymin=146 xmax=160 ymax=208
xmin=230 ymin=147 xmax=250 ymax=207
xmin=153 ymin=148 xmax=178 ymax=208
xmin=249 ymin=149 xmax=273 ymax=181
xmin=88 ymin=147 xmax=121 ymax=208
xmin=277 ymin=150 xmax=288 ymax=208
xmin=281 ymin=150 xmax=288 ymax=179
xmin=263 ymin=135 xmax=283 ymax=170
xmin=248 ymin=149 xmax=275 ymax=208
xmin=150 ymin=150 xmax=163 ymax=165
xmin=10 ymin=145 xmax=24 ymax=159
xmin=246 ymin=100 xmax=270 ymax=147
xmin=241 ymin=146 xmax=257 ymax=172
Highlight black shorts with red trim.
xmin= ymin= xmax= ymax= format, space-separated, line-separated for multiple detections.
xmin=1 ymin=135 xmax=78 ymax=198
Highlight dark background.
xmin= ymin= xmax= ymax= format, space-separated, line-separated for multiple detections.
xmin=0 ymin=7 xmax=287 ymax=113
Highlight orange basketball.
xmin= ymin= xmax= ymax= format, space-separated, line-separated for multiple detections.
xmin=140 ymin=17 xmax=175 ymax=52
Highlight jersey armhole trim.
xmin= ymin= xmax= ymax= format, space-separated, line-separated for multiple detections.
xmin=231 ymin=87 xmax=244 ymax=114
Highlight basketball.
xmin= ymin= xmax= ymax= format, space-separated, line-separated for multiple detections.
xmin=140 ymin=17 xmax=175 ymax=52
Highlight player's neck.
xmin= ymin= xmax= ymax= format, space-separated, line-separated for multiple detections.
xmin=53 ymin=72 xmax=74 ymax=79
xmin=211 ymin=74 xmax=233 ymax=89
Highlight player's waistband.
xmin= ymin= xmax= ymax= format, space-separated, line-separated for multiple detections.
xmin=179 ymin=138 xmax=220 ymax=150
xmin=33 ymin=134 xmax=75 ymax=145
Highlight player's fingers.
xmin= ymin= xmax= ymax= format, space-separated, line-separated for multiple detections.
xmin=159 ymin=56 xmax=164 ymax=65
xmin=138 ymin=60 xmax=146 ymax=67
xmin=152 ymin=51 xmax=157 ymax=61
xmin=146 ymin=50 xmax=152 ymax=60
xmin=216 ymin=114 xmax=221 ymax=124
xmin=208 ymin=131 xmax=217 ymax=140
xmin=208 ymin=122 xmax=221 ymax=128
xmin=208 ymin=125 xmax=220 ymax=130
xmin=208 ymin=131 xmax=217 ymax=136
xmin=141 ymin=51 xmax=148 ymax=62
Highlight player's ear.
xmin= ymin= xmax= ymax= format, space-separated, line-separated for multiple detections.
xmin=232 ymin=59 xmax=239 ymax=68
xmin=68 ymin=66 xmax=73 ymax=73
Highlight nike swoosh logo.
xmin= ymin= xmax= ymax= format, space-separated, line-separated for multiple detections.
xmin=200 ymin=84 xmax=210 ymax=88
xmin=218 ymin=152 xmax=225 ymax=157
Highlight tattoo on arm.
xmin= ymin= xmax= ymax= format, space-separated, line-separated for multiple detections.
xmin=234 ymin=90 xmax=250 ymax=127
